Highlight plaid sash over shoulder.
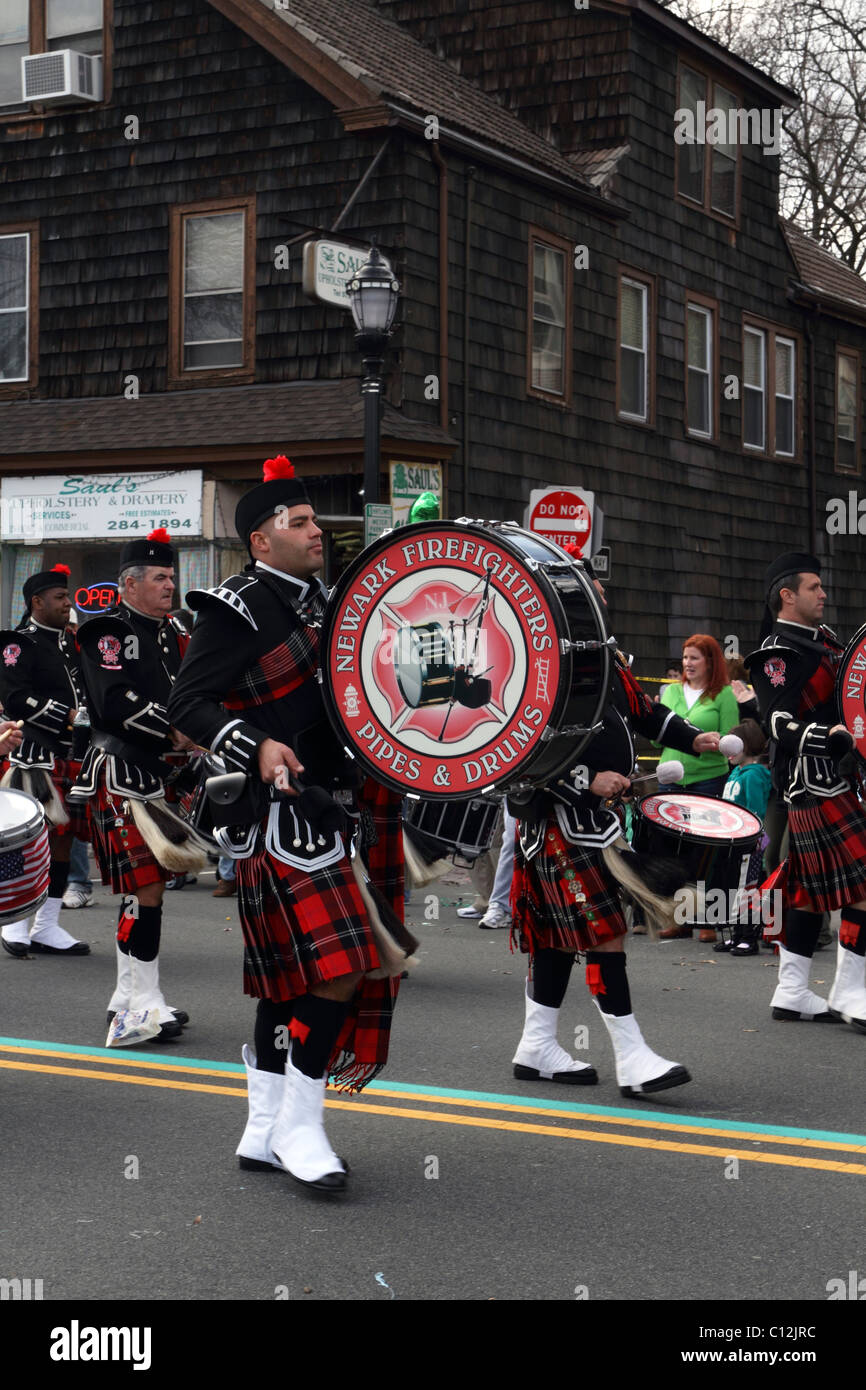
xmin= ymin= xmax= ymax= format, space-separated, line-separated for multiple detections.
xmin=223 ymin=630 xmax=319 ymax=710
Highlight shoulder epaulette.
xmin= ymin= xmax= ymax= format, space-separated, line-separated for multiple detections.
xmin=186 ymin=576 xmax=259 ymax=631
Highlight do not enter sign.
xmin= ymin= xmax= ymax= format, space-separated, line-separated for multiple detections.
xmin=527 ymin=487 xmax=594 ymax=554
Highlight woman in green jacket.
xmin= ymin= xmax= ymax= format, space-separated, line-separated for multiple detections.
xmin=657 ymin=634 xmax=740 ymax=797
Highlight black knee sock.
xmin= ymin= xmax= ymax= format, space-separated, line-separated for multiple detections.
xmin=48 ymin=861 xmax=69 ymax=898
xmin=116 ymin=899 xmax=161 ymax=961
xmin=785 ymin=908 xmax=822 ymax=958
xmin=289 ymin=993 xmax=351 ymax=1080
xmin=586 ymin=951 xmax=632 ymax=1017
xmin=254 ymin=998 xmax=294 ymax=1074
xmin=530 ymin=949 xmax=575 ymax=1008
xmin=840 ymin=908 xmax=866 ymax=956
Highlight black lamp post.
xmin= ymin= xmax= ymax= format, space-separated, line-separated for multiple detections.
xmin=346 ymin=244 xmax=400 ymax=513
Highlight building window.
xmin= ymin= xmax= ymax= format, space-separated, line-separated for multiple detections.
xmin=686 ymin=298 xmax=715 ymax=440
xmin=168 ymin=199 xmax=256 ymax=386
xmin=527 ymin=227 xmax=572 ymax=406
xmin=618 ymin=270 xmax=654 ymax=424
xmin=1 ymin=0 xmax=104 ymax=110
xmin=0 ymin=226 xmax=37 ymax=388
xmin=836 ymin=349 xmax=860 ymax=475
xmin=743 ymin=319 xmax=800 ymax=460
xmin=676 ymin=63 xmax=739 ymax=223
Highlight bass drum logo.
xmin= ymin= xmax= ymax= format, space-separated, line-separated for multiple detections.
xmin=322 ymin=523 xmax=566 ymax=798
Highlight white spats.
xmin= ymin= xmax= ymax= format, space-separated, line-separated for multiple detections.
xmin=127 ymin=955 xmax=180 ymax=1025
xmin=1 ymin=918 xmax=31 ymax=945
xmin=271 ymin=1057 xmax=346 ymax=1190
xmin=236 ymin=1045 xmax=286 ymax=1170
xmin=107 ymin=944 xmax=133 ymax=1014
xmin=512 ymin=984 xmax=597 ymax=1084
xmin=593 ymin=1003 xmax=691 ymax=1097
xmin=828 ymin=943 xmax=866 ymax=1032
xmin=29 ymin=897 xmax=84 ymax=951
xmin=771 ymin=945 xmax=835 ymax=1021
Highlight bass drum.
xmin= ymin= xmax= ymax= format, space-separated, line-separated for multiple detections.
xmin=405 ymin=795 xmax=501 ymax=865
xmin=321 ymin=520 xmax=612 ymax=800
xmin=836 ymin=622 xmax=866 ymax=766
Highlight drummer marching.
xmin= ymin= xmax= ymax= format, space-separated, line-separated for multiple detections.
xmin=747 ymin=551 xmax=866 ymax=1032
xmin=0 ymin=564 xmax=91 ymax=958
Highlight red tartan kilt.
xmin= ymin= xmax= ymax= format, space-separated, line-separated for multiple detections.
xmin=236 ymin=843 xmax=380 ymax=1001
xmin=51 ymin=758 xmax=91 ymax=842
xmin=89 ymin=774 xmax=171 ymax=895
xmin=786 ymin=790 xmax=866 ymax=912
xmin=511 ymin=824 xmax=628 ymax=954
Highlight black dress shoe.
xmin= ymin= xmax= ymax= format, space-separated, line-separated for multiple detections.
xmin=1 ymin=937 xmax=32 ymax=958
xmin=285 ymin=1167 xmax=348 ymax=1193
xmin=107 ymin=1009 xmax=189 ymax=1027
xmin=620 ymin=1064 xmax=692 ymax=1098
xmin=29 ymin=940 xmax=90 ymax=955
xmin=513 ymin=1063 xmax=598 ymax=1085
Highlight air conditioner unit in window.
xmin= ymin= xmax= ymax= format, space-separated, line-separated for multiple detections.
xmin=21 ymin=50 xmax=103 ymax=104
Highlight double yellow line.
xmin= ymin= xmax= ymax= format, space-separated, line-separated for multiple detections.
xmin=3 ymin=1040 xmax=865 ymax=1176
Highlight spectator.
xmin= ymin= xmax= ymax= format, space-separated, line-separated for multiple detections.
xmin=656 ymin=634 xmax=739 ymax=797
xmin=718 ymin=719 xmax=773 ymax=956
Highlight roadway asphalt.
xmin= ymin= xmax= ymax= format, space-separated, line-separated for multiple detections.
xmin=2 ymin=859 xmax=865 ymax=1324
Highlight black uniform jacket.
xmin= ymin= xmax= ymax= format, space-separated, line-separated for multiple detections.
xmin=72 ymin=602 xmax=188 ymax=799
xmin=167 ymin=563 xmax=353 ymax=791
xmin=745 ymin=619 xmax=849 ymax=802
xmin=510 ymin=654 xmax=703 ymax=854
xmin=0 ymin=619 xmax=83 ymax=766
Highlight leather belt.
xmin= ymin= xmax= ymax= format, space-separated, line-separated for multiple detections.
xmin=91 ymin=730 xmax=170 ymax=779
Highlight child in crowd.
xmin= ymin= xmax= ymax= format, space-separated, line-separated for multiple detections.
xmin=718 ymin=719 xmax=772 ymax=956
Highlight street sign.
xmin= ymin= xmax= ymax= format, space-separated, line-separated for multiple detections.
xmin=390 ymin=461 xmax=443 ymax=527
xmin=526 ymin=486 xmax=594 ymax=553
xmin=592 ymin=545 xmax=611 ymax=580
xmin=364 ymin=502 xmax=393 ymax=547
xmin=302 ymin=240 xmax=393 ymax=309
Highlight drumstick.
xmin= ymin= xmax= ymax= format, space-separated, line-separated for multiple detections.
xmin=0 ymin=720 xmax=23 ymax=747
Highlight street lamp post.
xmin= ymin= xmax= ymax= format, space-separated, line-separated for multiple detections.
xmin=346 ymin=245 xmax=400 ymax=515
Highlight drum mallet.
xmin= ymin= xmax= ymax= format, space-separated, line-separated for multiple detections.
xmin=719 ymin=734 xmax=744 ymax=758
xmin=0 ymin=720 xmax=23 ymax=748
xmin=629 ymin=759 xmax=684 ymax=789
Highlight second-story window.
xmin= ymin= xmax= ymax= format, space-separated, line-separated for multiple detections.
xmin=169 ymin=199 xmax=256 ymax=385
xmin=527 ymin=227 xmax=572 ymax=406
xmin=618 ymin=272 xmax=653 ymax=424
xmin=0 ymin=230 xmax=32 ymax=384
xmin=743 ymin=318 xmax=799 ymax=459
xmin=686 ymin=298 xmax=715 ymax=439
xmin=1 ymin=0 xmax=104 ymax=110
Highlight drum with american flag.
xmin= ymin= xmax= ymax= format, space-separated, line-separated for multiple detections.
xmin=0 ymin=788 xmax=51 ymax=925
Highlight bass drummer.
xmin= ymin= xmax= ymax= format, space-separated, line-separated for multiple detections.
xmin=167 ymin=455 xmax=406 ymax=1194
xmin=746 ymin=552 xmax=866 ymax=1032
xmin=509 ymin=562 xmax=722 ymax=1097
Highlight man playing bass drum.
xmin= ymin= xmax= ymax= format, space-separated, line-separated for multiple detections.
xmin=509 ymin=565 xmax=721 ymax=1096
xmin=746 ymin=551 xmax=866 ymax=1032
xmin=168 ymin=456 xmax=406 ymax=1195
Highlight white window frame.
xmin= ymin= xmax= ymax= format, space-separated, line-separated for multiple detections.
xmin=686 ymin=301 xmax=713 ymax=440
xmin=619 ymin=276 xmax=648 ymax=423
xmin=743 ymin=324 xmax=766 ymax=452
xmin=774 ymin=335 xmax=796 ymax=458
xmin=0 ymin=230 xmax=30 ymax=383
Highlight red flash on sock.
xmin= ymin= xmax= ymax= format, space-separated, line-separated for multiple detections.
xmin=116 ymin=912 xmax=135 ymax=944
xmin=586 ymin=963 xmax=606 ymax=996
xmin=288 ymin=1017 xmax=310 ymax=1045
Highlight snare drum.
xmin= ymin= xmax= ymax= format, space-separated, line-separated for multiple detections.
xmin=321 ymin=520 xmax=612 ymax=800
xmin=0 ymin=788 xmax=51 ymax=926
xmin=631 ymin=793 xmax=763 ymax=924
xmin=405 ymin=796 xmax=500 ymax=864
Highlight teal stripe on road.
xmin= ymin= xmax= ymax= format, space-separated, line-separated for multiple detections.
xmin=3 ymin=1033 xmax=865 ymax=1147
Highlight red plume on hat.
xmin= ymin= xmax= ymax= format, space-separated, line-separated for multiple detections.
xmin=262 ymin=455 xmax=295 ymax=482
xmin=51 ymin=563 xmax=71 ymax=576
xmin=147 ymin=527 xmax=172 ymax=544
